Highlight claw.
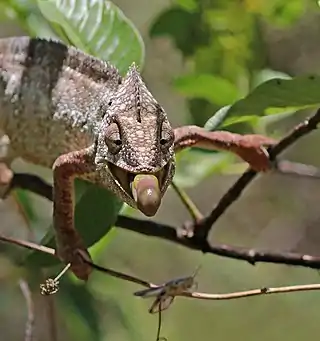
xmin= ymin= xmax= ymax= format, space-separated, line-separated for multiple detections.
xmin=57 ymin=245 xmax=92 ymax=281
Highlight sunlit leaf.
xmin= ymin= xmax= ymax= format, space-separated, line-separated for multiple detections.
xmin=204 ymin=105 xmax=232 ymax=131
xmin=229 ymin=75 xmax=320 ymax=116
xmin=264 ymin=0 xmax=305 ymax=26
xmin=8 ymin=0 xmax=64 ymax=40
xmin=204 ymin=75 xmax=320 ymax=130
xmin=176 ymin=0 xmax=198 ymax=11
xmin=173 ymin=74 xmax=239 ymax=106
xmin=251 ymin=69 xmax=291 ymax=89
xmin=37 ymin=0 xmax=145 ymax=74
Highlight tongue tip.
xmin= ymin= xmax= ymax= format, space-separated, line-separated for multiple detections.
xmin=131 ymin=174 xmax=161 ymax=217
xmin=137 ymin=198 xmax=161 ymax=217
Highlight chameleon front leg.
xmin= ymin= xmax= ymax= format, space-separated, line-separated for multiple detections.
xmin=53 ymin=146 xmax=96 ymax=281
xmin=174 ymin=125 xmax=276 ymax=172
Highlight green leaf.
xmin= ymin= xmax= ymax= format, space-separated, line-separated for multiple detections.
xmin=264 ymin=0 xmax=304 ymax=27
xmin=26 ymin=13 xmax=61 ymax=40
xmin=176 ymin=0 xmax=198 ymax=11
xmin=37 ymin=0 xmax=145 ymax=74
xmin=150 ymin=7 xmax=210 ymax=57
xmin=204 ymin=105 xmax=232 ymax=131
xmin=58 ymin=276 xmax=102 ymax=340
xmin=205 ymin=75 xmax=320 ymax=129
xmin=173 ymin=74 xmax=239 ymax=106
xmin=14 ymin=189 xmax=38 ymax=223
xmin=6 ymin=0 xmax=59 ymax=39
xmin=174 ymin=148 xmax=234 ymax=188
xmin=204 ymin=106 xmax=259 ymax=132
xmin=251 ymin=68 xmax=291 ymax=89
xmin=222 ymin=115 xmax=259 ymax=127
xmin=25 ymin=180 xmax=123 ymax=267
xmin=0 ymin=3 xmax=17 ymax=20
xmin=229 ymin=75 xmax=320 ymax=116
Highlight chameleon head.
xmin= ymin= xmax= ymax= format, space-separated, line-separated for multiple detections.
xmin=95 ymin=63 xmax=175 ymax=216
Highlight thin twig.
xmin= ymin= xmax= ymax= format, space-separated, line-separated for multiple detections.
xmin=180 ymin=283 xmax=320 ymax=300
xmin=0 ymin=235 xmax=55 ymax=255
xmin=3 ymin=234 xmax=320 ymax=304
xmin=81 ymin=254 xmax=154 ymax=288
xmin=275 ymin=160 xmax=320 ymax=179
xmin=171 ymin=181 xmax=203 ymax=221
xmin=0 ymin=234 xmax=153 ymax=288
xmin=19 ymin=279 xmax=35 ymax=341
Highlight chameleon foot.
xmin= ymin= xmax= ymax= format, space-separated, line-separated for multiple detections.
xmin=58 ymin=247 xmax=92 ymax=281
xmin=56 ymin=233 xmax=92 ymax=281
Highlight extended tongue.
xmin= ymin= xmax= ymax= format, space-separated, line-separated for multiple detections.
xmin=131 ymin=174 xmax=161 ymax=217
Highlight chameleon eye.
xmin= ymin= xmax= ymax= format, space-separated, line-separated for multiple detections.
xmin=105 ymin=123 xmax=122 ymax=154
xmin=160 ymin=124 xmax=174 ymax=150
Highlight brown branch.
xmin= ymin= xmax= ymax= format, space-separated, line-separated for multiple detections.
xmin=116 ymin=216 xmax=320 ymax=270
xmin=6 ymin=170 xmax=320 ymax=271
xmin=4 ymin=108 xmax=320 ymax=272
xmin=192 ymin=108 xmax=320 ymax=239
xmin=4 ymin=234 xmax=320 ymax=307
xmin=19 ymin=279 xmax=35 ymax=341
xmin=11 ymin=173 xmax=53 ymax=201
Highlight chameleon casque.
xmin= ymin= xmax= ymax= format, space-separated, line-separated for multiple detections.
xmin=0 ymin=36 xmax=276 ymax=281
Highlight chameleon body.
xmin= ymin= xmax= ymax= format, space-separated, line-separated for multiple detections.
xmin=0 ymin=36 xmax=276 ymax=280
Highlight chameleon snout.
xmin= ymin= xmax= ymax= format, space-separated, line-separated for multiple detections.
xmin=131 ymin=174 xmax=161 ymax=216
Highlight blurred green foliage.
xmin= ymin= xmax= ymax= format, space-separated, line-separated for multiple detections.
xmin=150 ymin=0 xmax=317 ymax=187
xmin=1 ymin=0 xmax=320 ymax=340
xmin=150 ymin=0 xmax=309 ymax=126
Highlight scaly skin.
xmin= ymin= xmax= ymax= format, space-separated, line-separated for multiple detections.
xmin=0 ymin=36 xmax=276 ymax=281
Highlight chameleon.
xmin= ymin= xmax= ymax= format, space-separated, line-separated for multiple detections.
xmin=0 ymin=36 xmax=276 ymax=281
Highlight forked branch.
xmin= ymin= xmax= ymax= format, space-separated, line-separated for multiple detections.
xmin=189 ymin=108 xmax=320 ymax=240
xmin=4 ymin=109 xmax=320 ymax=272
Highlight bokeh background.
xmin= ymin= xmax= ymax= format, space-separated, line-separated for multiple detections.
xmin=2 ymin=1 xmax=320 ymax=340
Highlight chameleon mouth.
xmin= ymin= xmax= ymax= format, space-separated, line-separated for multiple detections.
xmin=107 ymin=162 xmax=170 ymax=216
